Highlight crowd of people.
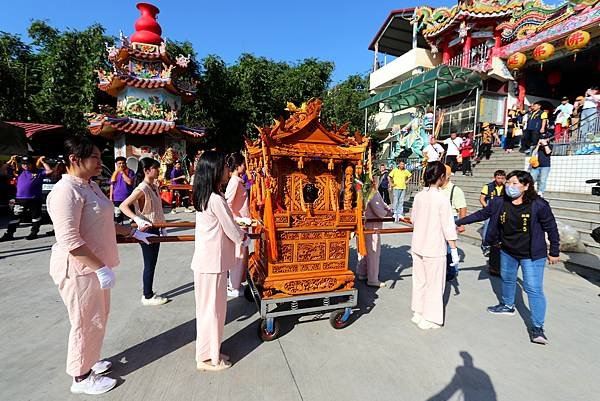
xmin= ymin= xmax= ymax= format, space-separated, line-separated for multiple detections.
xmin=0 ymin=131 xmax=565 ymax=395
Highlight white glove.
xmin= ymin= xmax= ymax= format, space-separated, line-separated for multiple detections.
xmin=450 ymin=248 xmax=460 ymax=267
xmin=133 ymin=216 xmax=152 ymax=230
xmin=160 ymin=227 xmax=168 ymax=236
xmin=133 ymin=229 xmax=157 ymax=245
xmin=234 ymin=217 xmax=253 ymax=226
xmin=95 ymin=266 xmax=116 ymax=289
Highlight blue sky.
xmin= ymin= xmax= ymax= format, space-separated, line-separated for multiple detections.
xmin=1 ymin=0 xmax=450 ymax=83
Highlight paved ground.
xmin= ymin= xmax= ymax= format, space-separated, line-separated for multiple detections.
xmin=1 ymin=213 xmax=600 ymax=401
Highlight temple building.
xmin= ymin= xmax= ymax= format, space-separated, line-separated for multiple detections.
xmin=361 ymin=0 xmax=600 ymax=142
xmin=87 ymin=2 xmax=204 ymax=159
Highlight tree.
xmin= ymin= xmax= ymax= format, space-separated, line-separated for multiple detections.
xmin=27 ymin=20 xmax=114 ymax=134
xmin=321 ymin=74 xmax=375 ymax=135
xmin=231 ymin=54 xmax=334 ymax=136
xmin=0 ymin=32 xmax=35 ymax=121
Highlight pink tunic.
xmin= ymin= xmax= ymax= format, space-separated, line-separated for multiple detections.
xmin=48 ymin=174 xmax=119 ymax=283
xmin=357 ymin=192 xmax=389 ymax=283
xmin=47 ymin=174 xmax=118 ymax=376
xmin=191 ymin=193 xmax=246 ymax=273
xmin=225 ymin=175 xmax=250 ymax=218
xmin=410 ymin=187 xmax=457 ymax=257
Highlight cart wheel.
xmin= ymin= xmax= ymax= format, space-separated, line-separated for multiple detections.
xmin=244 ymin=286 xmax=254 ymax=303
xmin=258 ymin=319 xmax=280 ymax=341
xmin=329 ymin=308 xmax=352 ymax=329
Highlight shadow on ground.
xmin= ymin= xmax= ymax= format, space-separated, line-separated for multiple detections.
xmin=427 ymin=351 xmax=497 ymax=401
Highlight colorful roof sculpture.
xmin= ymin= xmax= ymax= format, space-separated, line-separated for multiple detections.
xmin=88 ymin=2 xmax=204 ymax=139
xmin=497 ymin=0 xmax=574 ymax=41
xmin=414 ymin=1 xmax=522 ymax=41
xmin=246 ymin=99 xmax=368 ymax=161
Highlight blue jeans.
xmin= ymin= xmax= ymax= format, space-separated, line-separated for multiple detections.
xmin=140 ymin=228 xmax=161 ymax=298
xmin=580 ymin=108 xmax=597 ymax=136
xmin=529 ymin=166 xmax=550 ymax=193
xmin=481 ymin=218 xmax=490 ymax=252
xmin=500 ymin=250 xmax=547 ymax=328
xmin=392 ymin=188 xmax=405 ymax=217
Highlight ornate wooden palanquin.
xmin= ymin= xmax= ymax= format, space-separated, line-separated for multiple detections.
xmin=245 ymin=99 xmax=369 ymax=299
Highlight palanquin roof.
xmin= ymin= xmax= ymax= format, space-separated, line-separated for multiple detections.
xmin=246 ymin=99 xmax=368 ymax=161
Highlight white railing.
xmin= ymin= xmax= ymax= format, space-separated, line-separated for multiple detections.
xmin=444 ymin=44 xmax=490 ymax=71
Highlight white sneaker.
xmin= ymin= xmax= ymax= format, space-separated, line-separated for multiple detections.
xmin=411 ymin=312 xmax=423 ymax=325
xmin=418 ymin=319 xmax=442 ymax=330
xmin=141 ymin=294 xmax=169 ymax=306
xmin=227 ymin=288 xmax=241 ymax=297
xmin=170 ymin=209 xmax=178 ymax=214
xmin=185 ymin=206 xmax=195 ymax=213
xmin=91 ymin=360 xmax=112 ymax=375
xmin=70 ymin=372 xmax=117 ymax=395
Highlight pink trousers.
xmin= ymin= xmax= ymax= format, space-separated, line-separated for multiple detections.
xmin=229 ymin=244 xmax=248 ymax=290
xmin=356 ymin=232 xmax=381 ymax=283
xmin=194 ymin=270 xmax=227 ymax=365
xmin=411 ymin=252 xmax=446 ymax=325
xmin=58 ymin=273 xmax=110 ymax=376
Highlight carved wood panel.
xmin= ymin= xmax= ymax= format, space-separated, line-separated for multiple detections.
xmin=299 ymin=263 xmax=322 ymax=272
xmin=328 ymin=241 xmax=346 ymax=260
xmin=296 ymin=242 xmax=326 ymax=262
xmin=277 ymin=243 xmax=294 ymax=263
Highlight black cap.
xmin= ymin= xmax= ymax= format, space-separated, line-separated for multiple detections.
xmin=115 ymin=156 xmax=126 ymax=163
xmin=561 ymin=96 xmax=569 ymax=101
xmin=20 ymin=156 xmax=32 ymax=164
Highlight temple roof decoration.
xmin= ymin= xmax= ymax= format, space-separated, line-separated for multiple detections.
xmin=414 ymin=1 xmax=523 ymax=40
xmin=246 ymin=99 xmax=368 ymax=161
xmin=88 ymin=2 xmax=203 ymax=139
xmin=88 ymin=116 xmax=204 ymax=137
xmin=497 ymin=0 xmax=574 ymax=41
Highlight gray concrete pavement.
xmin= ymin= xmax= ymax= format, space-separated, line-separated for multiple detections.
xmin=1 ymin=214 xmax=600 ymax=401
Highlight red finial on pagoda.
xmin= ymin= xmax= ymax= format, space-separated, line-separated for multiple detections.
xmin=130 ymin=2 xmax=163 ymax=45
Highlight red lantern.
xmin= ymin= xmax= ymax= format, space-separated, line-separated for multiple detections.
xmin=547 ymin=70 xmax=561 ymax=86
xmin=533 ymin=43 xmax=554 ymax=70
xmin=507 ymin=52 xmax=527 ymax=71
xmin=565 ymin=30 xmax=590 ymax=61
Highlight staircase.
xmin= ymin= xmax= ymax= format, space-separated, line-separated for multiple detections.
xmin=404 ymin=150 xmax=600 ymax=259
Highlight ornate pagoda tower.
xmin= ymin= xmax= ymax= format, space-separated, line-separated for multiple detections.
xmin=88 ymin=2 xmax=204 ymax=159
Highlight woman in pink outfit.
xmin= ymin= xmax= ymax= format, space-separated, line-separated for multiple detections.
xmin=224 ymin=152 xmax=250 ymax=297
xmin=47 ymin=136 xmax=153 ymax=395
xmin=191 ymin=151 xmax=249 ymax=372
xmin=357 ymin=177 xmax=392 ymax=287
xmin=410 ymin=161 xmax=459 ymax=330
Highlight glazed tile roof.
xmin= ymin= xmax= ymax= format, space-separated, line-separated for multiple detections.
xmin=6 ymin=122 xmax=63 ymax=138
xmin=89 ymin=117 xmax=205 ymax=138
xmin=98 ymin=74 xmax=196 ymax=99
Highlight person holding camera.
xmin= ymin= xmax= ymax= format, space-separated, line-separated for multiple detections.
xmin=1 ymin=155 xmax=54 ymax=241
xmin=109 ymin=156 xmax=134 ymax=223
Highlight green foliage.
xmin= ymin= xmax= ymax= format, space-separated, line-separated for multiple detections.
xmin=321 ymin=74 xmax=375 ymax=134
xmin=231 ymin=54 xmax=334 ymax=136
xmin=1 ymin=21 xmax=368 ymax=153
xmin=26 ymin=21 xmax=114 ymax=134
xmin=0 ymin=32 xmax=36 ymax=121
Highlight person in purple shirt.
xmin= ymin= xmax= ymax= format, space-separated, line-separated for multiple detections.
xmin=169 ymin=160 xmax=192 ymax=212
xmin=109 ymin=156 xmax=135 ymax=223
xmin=1 ymin=155 xmax=54 ymax=241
